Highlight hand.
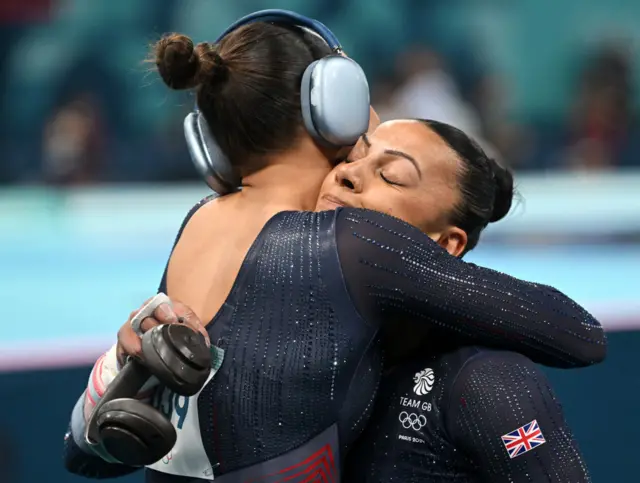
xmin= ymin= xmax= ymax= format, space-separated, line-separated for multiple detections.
xmin=116 ymin=297 xmax=210 ymax=367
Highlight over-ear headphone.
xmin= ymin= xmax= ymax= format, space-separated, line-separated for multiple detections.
xmin=184 ymin=9 xmax=371 ymax=195
xmin=85 ymin=324 xmax=211 ymax=466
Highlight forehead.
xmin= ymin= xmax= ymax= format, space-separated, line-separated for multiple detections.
xmin=370 ymin=120 xmax=460 ymax=180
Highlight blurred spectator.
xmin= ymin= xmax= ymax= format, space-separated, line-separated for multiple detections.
xmin=1 ymin=0 xmax=640 ymax=182
xmin=0 ymin=0 xmax=52 ymax=136
xmin=471 ymin=74 xmax=534 ymax=169
xmin=0 ymin=0 xmax=51 ymax=23
xmin=563 ymin=43 xmax=635 ymax=170
xmin=388 ymin=47 xmax=483 ymax=139
xmin=371 ymin=77 xmax=400 ymax=122
xmin=41 ymin=92 xmax=105 ymax=185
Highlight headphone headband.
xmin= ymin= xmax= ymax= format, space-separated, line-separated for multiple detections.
xmin=186 ymin=9 xmax=370 ymax=194
xmin=215 ymin=9 xmax=342 ymax=51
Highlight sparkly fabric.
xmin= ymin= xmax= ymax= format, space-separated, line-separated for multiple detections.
xmin=64 ymin=203 xmax=604 ymax=481
xmin=335 ymin=209 xmax=606 ymax=368
xmin=191 ymin=210 xmax=379 ymax=476
xmin=344 ymin=347 xmax=591 ymax=482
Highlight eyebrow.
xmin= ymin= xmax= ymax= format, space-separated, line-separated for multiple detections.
xmin=361 ymin=134 xmax=422 ymax=179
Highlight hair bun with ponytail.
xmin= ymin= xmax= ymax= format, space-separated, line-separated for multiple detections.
xmin=489 ymin=162 xmax=514 ymax=222
xmin=153 ymin=34 xmax=226 ymax=90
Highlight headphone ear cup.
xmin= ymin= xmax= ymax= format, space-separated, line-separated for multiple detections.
xmin=95 ymin=398 xmax=176 ymax=466
xmin=141 ymin=325 xmax=211 ymax=396
xmin=183 ymin=112 xmax=240 ymax=195
xmin=300 ymin=56 xmax=370 ymax=147
xmin=300 ymin=60 xmax=324 ymax=144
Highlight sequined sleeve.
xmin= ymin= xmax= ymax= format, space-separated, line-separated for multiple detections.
xmin=446 ymin=350 xmax=591 ymax=482
xmin=334 ymin=208 xmax=607 ymax=368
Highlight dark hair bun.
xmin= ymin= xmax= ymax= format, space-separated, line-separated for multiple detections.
xmin=490 ymin=162 xmax=514 ymax=222
xmin=153 ymin=34 xmax=226 ymax=90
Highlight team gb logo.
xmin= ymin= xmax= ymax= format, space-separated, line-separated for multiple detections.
xmin=413 ymin=368 xmax=435 ymax=396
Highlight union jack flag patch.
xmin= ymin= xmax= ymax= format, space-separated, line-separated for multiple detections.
xmin=501 ymin=419 xmax=546 ymax=459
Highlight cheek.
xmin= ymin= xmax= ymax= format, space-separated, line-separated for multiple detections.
xmin=416 ymin=194 xmax=455 ymax=232
xmin=380 ymin=192 xmax=448 ymax=232
xmin=320 ymin=171 xmax=338 ymax=192
xmin=362 ymin=191 xmax=416 ymax=223
xmin=315 ymin=173 xmax=337 ymax=207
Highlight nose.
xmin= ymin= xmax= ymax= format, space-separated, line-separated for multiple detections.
xmin=335 ymin=162 xmax=363 ymax=193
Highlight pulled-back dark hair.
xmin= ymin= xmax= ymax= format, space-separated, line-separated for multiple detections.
xmin=419 ymin=120 xmax=514 ymax=255
xmin=151 ymin=23 xmax=332 ymax=170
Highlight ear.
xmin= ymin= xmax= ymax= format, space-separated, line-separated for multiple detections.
xmin=435 ymin=226 xmax=467 ymax=257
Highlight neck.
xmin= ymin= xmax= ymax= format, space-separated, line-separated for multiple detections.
xmin=239 ymin=138 xmax=334 ymax=211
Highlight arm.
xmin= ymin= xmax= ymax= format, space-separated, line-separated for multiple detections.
xmin=335 ymin=208 xmax=606 ymax=368
xmin=64 ymin=343 xmax=159 ymax=477
xmin=446 ymin=351 xmax=591 ymax=483
xmin=64 ymin=197 xmax=215 ymax=477
xmin=63 ymin=392 xmax=140 ymax=479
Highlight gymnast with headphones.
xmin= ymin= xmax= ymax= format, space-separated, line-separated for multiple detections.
xmin=62 ymin=10 xmax=604 ymax=482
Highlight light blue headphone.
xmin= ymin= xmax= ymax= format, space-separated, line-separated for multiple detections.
xmin=183 ymin=9 xmax=371 ymax=194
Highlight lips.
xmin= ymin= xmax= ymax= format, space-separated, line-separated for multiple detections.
xmin=321 ymin=194 xmax=348 ymax=208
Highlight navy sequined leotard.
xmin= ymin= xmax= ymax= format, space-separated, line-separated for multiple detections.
xmin=63 ymin=198 xmax=605 ymax=482
xmin=344 ymin=347 xmax=591 ymax=483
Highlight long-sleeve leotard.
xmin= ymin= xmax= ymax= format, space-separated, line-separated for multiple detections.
xmin=63 ymin=202 xmax=605 ymax=480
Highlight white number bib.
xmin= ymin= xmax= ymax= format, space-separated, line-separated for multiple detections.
xmin=146 ymin=346 xmax=224 ymax=480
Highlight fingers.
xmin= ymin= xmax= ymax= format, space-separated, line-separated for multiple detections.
xmin=127 ymin=296 xmax=155 ymax=321
xmin=153 ymin=303 xmax=179 ymax=324
xmin=139 ymin=316 xmax=162 ymax=333
xmin=134 ymin=299 xmax=210 ymax=343
xmin=185 ymin=318 xmax=211 ymax=347
xmin=127 ymin=299 xmax=177 ymax=336
xmin=119 ymin=297 xmax=169 ymax=365
xmin=117 ymin=324 xmax=142 ymax=367
xmin=173 ymin=302 xmax=211 ymax=346
xmin=118 ymin=298 xmax=211 ymax=369
xmin=134 ymin=302 xmax=179 ymax=333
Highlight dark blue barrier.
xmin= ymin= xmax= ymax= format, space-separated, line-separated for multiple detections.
xmin=0 ymin=331 xmax=635 ymax=483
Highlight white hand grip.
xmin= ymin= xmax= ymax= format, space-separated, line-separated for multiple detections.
xmin=130 ymin=293 xmax=173 ymax=336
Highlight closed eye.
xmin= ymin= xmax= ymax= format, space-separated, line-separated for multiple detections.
xmin=380 ymin=172 xmax=402 ymax=186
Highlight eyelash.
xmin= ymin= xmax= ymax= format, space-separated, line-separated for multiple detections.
xmin=343 ymin=159 xmax=400 ymax=186
xmin=380 ymin=172 xmax=400 ymax=186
